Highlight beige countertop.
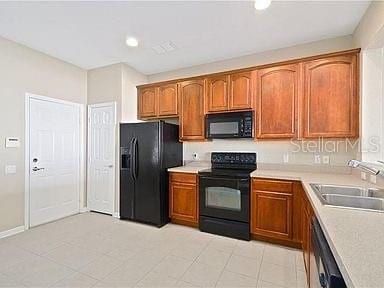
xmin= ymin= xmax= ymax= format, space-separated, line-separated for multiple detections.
xmin=251 ymin=169 xmax=384 ymax=288
xmin=168 ymin=164 xmax=384 ymax=288
xmin=251 ymin=170 xmax=384 ymax=288
xmin=167 ymin=163 xmax=210 ymax=173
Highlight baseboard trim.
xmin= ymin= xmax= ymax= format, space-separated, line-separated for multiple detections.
xmin=80 ymin=207 xmax=90 ymax=213
xmin=0 ymin=226 xmax=25 ymax=239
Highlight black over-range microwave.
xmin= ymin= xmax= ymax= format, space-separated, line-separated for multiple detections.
xmin=206 ymin=111 xmax=253 ymax=139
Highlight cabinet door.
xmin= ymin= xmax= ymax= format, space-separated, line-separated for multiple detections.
xmin=257 ymin=64 xmax=299 ymax=139
xmin=179 ymin=80 xmax=205 ymax=140
xmin=170 ymin=182 xmax=198 ymax=223
xmin=251 ymin=190 xmax=293 ymax=240
xmin=158 ymin=84 xmax=178 ymax=117
xmin=302 ymin=54 xmax=359 ymax=138
xmin=139 ymin=87 xmax=157 ymax=118
xmin=206 ymin=75 xmax=229 ymax=112
xmin=229 ymin=71 xmax=253 ymax=110
xmin=302 ymin=202 xmax=311 ymax=279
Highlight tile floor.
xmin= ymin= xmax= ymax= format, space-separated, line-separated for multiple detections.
xmin=0 ymin=213 xmax=307 ymax=288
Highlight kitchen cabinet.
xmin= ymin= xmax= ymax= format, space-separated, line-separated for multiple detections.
xmin=138 ymin=84 xmax=178 ymax=119
xmin=302 ymin=54 xmax=359 ymax=138
xmin=169 ymin=173 xmax=198 ymax=226
xmin=256 ymin=64 xmax=299 ymax=139
xmin=205 ymin=71 xmax=253 ymax=113
xmin=229 ymin=71 xmax=253 ymax=110
xmin=179 ymin=80 xmax=206 ymax=141
xmin=137 ymin=49 xmax=360 ymax=140
xmin=301 ymin=186 xmax=313 ymax=284
xmin=251 ymin=179 xmax=293 ymax=241
xmin=158 ymin=83 xmax=178 ymax=117
xmin=138 ymin=87 xmax=157 ymax=118
xmin=206 ymin=75 xmax=229 ymax=112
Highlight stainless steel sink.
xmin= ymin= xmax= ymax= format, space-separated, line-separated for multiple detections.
xmin=310 ymin=184 xmax=384 ymax=212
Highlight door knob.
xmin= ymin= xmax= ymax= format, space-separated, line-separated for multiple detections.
xmin=32 ymin=167 xmax=45 ymax=171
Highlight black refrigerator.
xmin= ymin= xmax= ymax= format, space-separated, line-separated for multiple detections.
xmin=120 ymin=121 xmax=182 ymax=227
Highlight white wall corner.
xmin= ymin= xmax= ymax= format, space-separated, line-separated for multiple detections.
xmin=80 ymin=207 xmax=90 ymax=213
xmin=0 ymin=226 xmax=25 ymax=239
xmin=113 ymin=212 xmax=120 ymax=219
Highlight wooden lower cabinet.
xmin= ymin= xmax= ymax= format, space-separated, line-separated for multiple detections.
xmin=251 ymin=178 xmax=302 ymax=248
xmin=168 ymin=174 xmax=314 ymax=287
xmin=251 ymin=190 xmax=293 ymax=240
xmin=169 ymin=173 xmax=198 ymax=226
xmin=301 ymin=188 xmax=314 ymax=285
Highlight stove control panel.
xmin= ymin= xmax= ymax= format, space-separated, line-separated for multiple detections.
xmin=211 ymin=152 xmax=257 ymax=168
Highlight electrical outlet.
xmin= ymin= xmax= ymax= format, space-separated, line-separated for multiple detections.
xmin=283 ymin=154 xmax=289 ymax=163
xmin=322 ymin=155 xmax=330 ymax=165
xmin=370 ymin=174 xmax=377 ymax=184
xmin=314 ymin=155 xmax=321 ymax=164
xmin=192 ymin=153 xmax=198 ymax=161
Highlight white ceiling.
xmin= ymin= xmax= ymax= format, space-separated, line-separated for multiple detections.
xmin=0 ymin=1 xmax=370 ymax=75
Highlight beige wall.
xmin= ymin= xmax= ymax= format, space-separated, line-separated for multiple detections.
xmin=122 ymin=64 xmax=148 ymax=122
xmin=0 ymin=36 xmax=87 ymax=233
xmin=354 ymin=2 xmax=384 ymax=163
xmin=87 ymin=63 xmax=147 ymax=214
xmin=87 ymin=63 xmax=123 ymax=119
xmin=148 ymin=35 xmax=355 ymax=82
xmin=353 ymin=1 xmax=384 ymax=49
xmin=148 ymin=35 xmax=358 ymax=167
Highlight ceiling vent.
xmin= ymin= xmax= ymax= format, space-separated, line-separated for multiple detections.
xmin=152 ymin=41 xmax=177 ymax=54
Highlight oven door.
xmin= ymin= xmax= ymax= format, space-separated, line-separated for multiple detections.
xmin=199 ymin=175 xmax=249 ymax=223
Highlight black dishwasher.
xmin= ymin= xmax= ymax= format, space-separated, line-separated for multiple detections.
xmin=311 ymin=218 xmax=346 ymax=288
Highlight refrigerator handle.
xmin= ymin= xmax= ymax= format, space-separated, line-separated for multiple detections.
xmin=129 ymin=138 xmax=135 ymax=179
xmin=133 ymin=137 xmax=139 ymax=179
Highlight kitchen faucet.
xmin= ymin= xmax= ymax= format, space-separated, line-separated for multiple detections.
xmin=347 ymin=159 xmax=384 ymax=176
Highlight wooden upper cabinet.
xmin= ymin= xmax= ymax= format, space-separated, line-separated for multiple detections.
xmin=138 ymin=87 xmax=157 ymax=118
xmin=158 ymin=83 xmax=178 ymax=117
xmin=179 ymin=80 xmax=205 ymax=141
xmin=302 ymin=54 xmax=359 ymax=138
xmin=138 ymin=84 xmax=178 ymax=119
xmin=206 ymin=75 xmax=229 ymax=112
xmin=256 ymin=64 xmax=299 ymax=139
xmin=229 ymin=71 xmax=253 ymax=110
xmin=205 ymin=72 xmax=253 ymax=113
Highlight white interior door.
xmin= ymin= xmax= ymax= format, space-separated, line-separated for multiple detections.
xmin=29 ymin=97 xmax=81 ymax=227
xmin=88 ymin=103 xmax=116 ymax=215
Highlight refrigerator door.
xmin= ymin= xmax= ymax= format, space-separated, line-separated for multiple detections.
xmin=132 ymin=122 xmax=161 ymax=225
xmin=120 ymin=122 xmax=160 ymax=223
xmin=120 ymin=125 xmax=136 ymax=220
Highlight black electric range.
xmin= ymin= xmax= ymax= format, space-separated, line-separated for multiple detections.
xmin=198 ymin=152 xmax=257 ymax=240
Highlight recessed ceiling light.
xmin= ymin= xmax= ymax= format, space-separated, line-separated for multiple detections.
xmin=126 ymin=37 xmax=139 ymax=47
xmin=254 ymin=0 xmax=271 ymax=10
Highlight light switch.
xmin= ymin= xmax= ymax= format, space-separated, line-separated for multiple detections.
xmin=5 ymin=165 xmax=16 ymax=175
xmin=5 ymin=137 xmax=20 ymax=148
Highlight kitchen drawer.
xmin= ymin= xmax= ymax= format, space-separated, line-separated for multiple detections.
xmin=252 ymin=178 xmax=293 ymax=193
xmin=170 ymin=172 xmax=197 ymax=184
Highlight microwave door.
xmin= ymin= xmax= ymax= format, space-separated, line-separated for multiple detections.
xmin=208 ymin=120 xmax=240 ymax=139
